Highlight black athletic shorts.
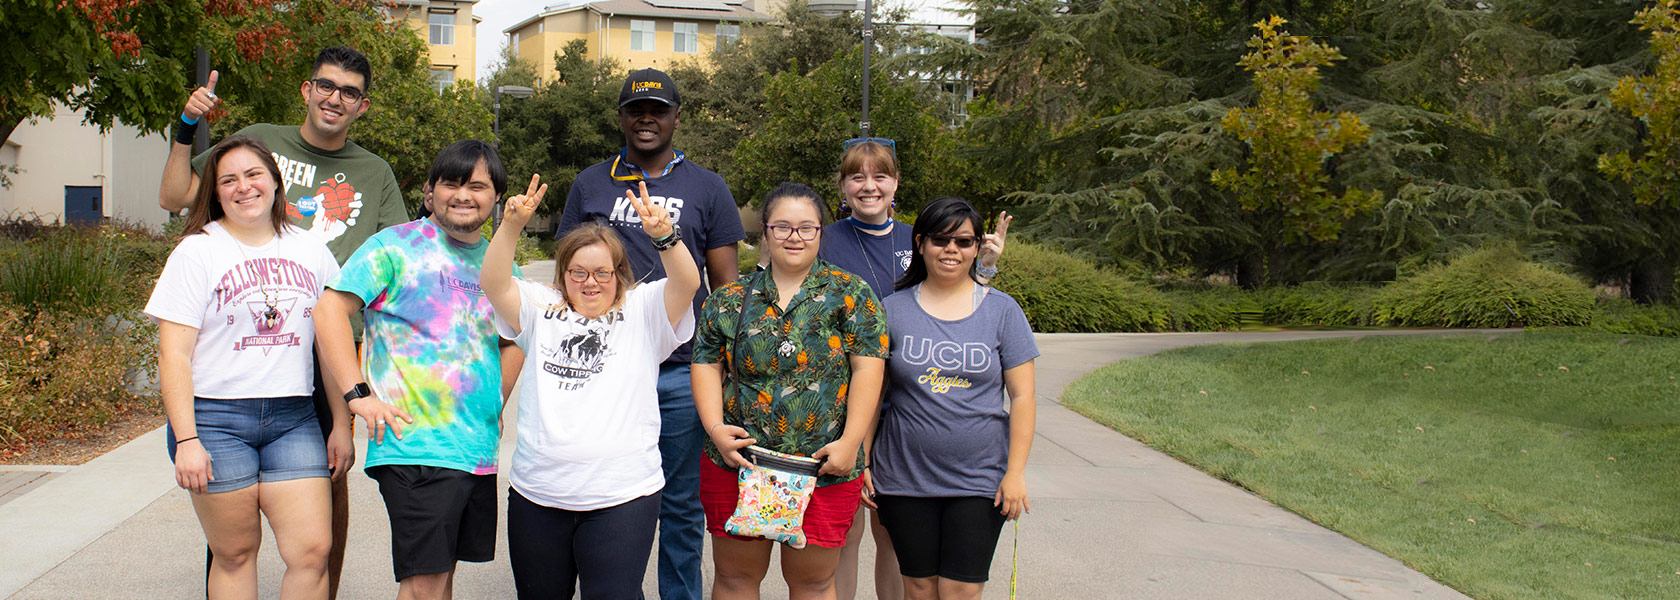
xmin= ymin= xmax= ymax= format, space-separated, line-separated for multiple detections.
xmin=876 ymin=495 xmax=1009 ymax=583
xmin=368 ymin=464 xmax=498 ymax=582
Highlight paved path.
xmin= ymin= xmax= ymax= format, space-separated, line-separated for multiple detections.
xmin=0 ymin=312 xmax=1494 ymax=598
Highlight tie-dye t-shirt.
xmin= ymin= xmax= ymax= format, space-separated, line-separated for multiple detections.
xmin=327 ymin=218 xmax=518 ymax=475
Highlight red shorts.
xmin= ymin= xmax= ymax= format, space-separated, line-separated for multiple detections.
xmin=699 ymin=457 xmax=863 ymax=549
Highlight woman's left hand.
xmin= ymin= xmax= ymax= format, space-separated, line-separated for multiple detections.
xmin=625 ymin=181 xmax=673 ymax=240
xmin=859 ymin=468 xmax=878 ymax=509
xmin=979 ymin=211 xmax=1012 ymax=271
xmin=995 ymin=471 xmax=1030 ymax=520
xmin=327 ymin=426 xmax=355 ymax=481
xmin=813 ymin=438 xmax=861 ymax=478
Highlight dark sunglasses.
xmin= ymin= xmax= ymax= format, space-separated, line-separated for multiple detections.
xmin=308 ymin=78 xmax=367 ymax=103
xmin=842 ymin=137 xmax=897 ymax=157
xmin=925 ymin=234 xmax=979 ymax=249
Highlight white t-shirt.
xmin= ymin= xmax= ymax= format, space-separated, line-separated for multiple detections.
xmin=495 ymin=277 xmax=695 ymax=511
xmin=144 ymin=222 xmax=340 ymax=399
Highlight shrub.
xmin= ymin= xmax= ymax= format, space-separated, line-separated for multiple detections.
xmin=0 ymin=231 xmax=128 ymax=314
xmin=1257 ymin=282 xmax=1379 ymax=327
xmin=1590 ymin=299 xmax=1680 ymax=337
xmin=1371 ymin=246 xmax=1594 ymax=327
xmin=992 ymin=242 xmax=1169 ymax=332
xmin=1161 ymin=288 xmax=1246 ymax=331
xmin=0 ymin=306 xmax=158 ymax=446
xmin=739 ymin=243 xmax=760 ymax=276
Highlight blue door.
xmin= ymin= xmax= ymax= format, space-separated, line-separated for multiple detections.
xmin=64 ymin=186 xmax=101 ymax=225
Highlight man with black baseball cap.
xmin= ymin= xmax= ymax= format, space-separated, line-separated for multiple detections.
xmin=554 ymin=68 xmax=743 ymax=600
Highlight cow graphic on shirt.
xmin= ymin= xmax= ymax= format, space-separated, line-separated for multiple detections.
xmin=539 ymin=321 xmax=615 ymax=391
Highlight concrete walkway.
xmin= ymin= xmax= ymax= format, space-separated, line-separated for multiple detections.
xmin=0 ymin=316 xmax=1491 ymax=598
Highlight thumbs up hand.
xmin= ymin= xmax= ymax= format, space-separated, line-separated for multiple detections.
xmin=183 ymin=70 xmax=221 ymax=124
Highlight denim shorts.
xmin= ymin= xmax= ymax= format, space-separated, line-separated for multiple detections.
xmin=166 ymin=396 xmax=329 ymax=494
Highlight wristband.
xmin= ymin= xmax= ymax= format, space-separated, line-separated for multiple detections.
xmin=173 ymin=116 xmax=199 ymax=145
xmin=652 ymin=225 xmax=682 ymax=251
xmin=707 ymin=422 xmax=727 ymax=436
xmin=174 ymin=435 xmax=199 ymax=447
xmin=976 ymin=262 xmax=999 ymax=279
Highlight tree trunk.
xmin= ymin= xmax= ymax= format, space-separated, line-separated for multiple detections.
xmin=1629 ymin=257 xmax=1675 ymax=304
xmin=0 ymin=115 xmax=21 ymax=153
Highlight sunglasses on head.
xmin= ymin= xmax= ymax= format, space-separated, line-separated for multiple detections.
xmin=842 ymin=137 xmax=897 ymax=157
xmin=925 ymin=234 xmax=979 ymax=249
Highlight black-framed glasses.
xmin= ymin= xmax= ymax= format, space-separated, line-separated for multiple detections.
xmin=926 ymin=234 xmax=979 ymax=249
xmin=309 ymin=78 xmax=366 ymax=103
xmin=767 ymin=224 xmax=821 ymax=241
xmin=842 ymin=137 xmax=897 ymax=157
xmin=566 ymin=268 xmax=617 ymax=283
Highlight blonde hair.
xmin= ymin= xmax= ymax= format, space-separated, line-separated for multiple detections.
xmin=837 ymin=140 xmax=900 ymax=185
xmin=552 ymin=222 xmax=636 ymax=312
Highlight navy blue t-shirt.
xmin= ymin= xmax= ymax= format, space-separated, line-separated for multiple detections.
xmin=817 ymin=218 xmax=914 ymax=298
xmin=556 ymin=157 xmax=744 ymax=364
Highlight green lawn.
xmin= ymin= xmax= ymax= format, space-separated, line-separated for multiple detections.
xmin=1061 ymin=331 xmax=1680 ymax=600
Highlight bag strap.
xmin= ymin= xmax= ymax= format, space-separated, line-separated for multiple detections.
xmin=1008 ymin=519 xmax=1020 ymax=599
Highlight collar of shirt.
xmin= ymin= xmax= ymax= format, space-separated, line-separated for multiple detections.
xmin=617 ymin=148 xmax=686 ymax=178
xmin=747 ymin=259 xmax=850 ymax=315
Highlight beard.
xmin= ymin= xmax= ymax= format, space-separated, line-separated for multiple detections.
xmin=429 ymin=204 xmax=489 ymax=236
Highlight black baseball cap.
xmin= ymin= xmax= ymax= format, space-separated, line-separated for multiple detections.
xmin=618 ymin=68 xmax=680 ymax=107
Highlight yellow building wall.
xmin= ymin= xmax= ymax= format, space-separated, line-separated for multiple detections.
xmin=603 ymin=17 xmax=724 ymax=72
xmin=397 ymin=1 xmax=478 ymax=82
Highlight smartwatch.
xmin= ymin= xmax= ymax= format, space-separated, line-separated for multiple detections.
xmin=344 ymin=382 xmax=372 ymax=404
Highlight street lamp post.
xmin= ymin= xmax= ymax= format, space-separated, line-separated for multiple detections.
xmin=492 ymin=84 xmax=534 ymax=231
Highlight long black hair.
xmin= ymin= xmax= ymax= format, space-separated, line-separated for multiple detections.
xmin=894 ymin=196 xmax=984 ymax=291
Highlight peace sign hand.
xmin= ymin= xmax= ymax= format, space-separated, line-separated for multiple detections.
xmin=184 ymin=70 xmax=221 ymax=123
xmin=625 ymin=181 xmax=674 ymax=240
xmin=980 ymin=210 xmax=1012 ymax=270
xmin=503 ymin=173 xmax=547 ymax=229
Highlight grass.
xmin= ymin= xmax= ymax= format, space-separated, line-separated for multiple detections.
xmin=1061 ymin=331 xmax=1680 ymax=600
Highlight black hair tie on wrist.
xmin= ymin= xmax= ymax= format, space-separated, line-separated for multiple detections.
xmin=174 ymin=435 xmax=199 ymax=447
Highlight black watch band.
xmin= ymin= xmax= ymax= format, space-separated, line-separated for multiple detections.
xmin=343 ymin=382 xmax=372 ymax=404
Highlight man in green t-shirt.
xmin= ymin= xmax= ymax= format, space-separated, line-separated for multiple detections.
xmin=157 ymin=46 xmax=408 ymax=599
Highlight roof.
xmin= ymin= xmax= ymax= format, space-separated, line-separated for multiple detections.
xmin=504 ymin=0 xmax=771 ymax=33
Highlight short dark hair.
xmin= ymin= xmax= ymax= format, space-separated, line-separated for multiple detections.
xmin=313 ymin=46 xmax=373 ymax=93
xmin=895 ymin=196 xmax=985 ymax=291
xmin=427 ymin=140 xmax=508 ymax=197
xmin=759 ymin=182 xmax=827 ymax=228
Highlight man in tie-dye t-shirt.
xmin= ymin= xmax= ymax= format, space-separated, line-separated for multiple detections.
xmin=314 ymin=140 xmax=522 ymax=598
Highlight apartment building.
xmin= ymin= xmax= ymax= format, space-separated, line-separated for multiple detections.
xmin=504 ymin=0 xmax=774 ymax=81
xmin=390 ymin=0 xmax=482 ymax=90
xmin=0 ymin=105 xmax=169 ymax=230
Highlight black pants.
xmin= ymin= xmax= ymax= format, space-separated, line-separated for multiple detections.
xmin=508 ymin=488 xmax=661 ymax=600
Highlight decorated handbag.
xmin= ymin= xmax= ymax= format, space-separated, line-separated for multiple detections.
xmin=724 ymin=444 xmax=824 ymax=548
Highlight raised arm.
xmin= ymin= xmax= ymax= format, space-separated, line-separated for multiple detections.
xmin=483 ymin=174 xmax=547 ymax=336
xmin=977 ymin=211 xmax=1011 ymax=287
xmin=996 ymin=359 xmax=1036 ymax=519
xmin=623 ymin=181 xmax=699 ymax=327
xmin=159 ymin=70 xmax=221 ymax=212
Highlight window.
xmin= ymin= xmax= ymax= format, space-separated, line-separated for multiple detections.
xmin=631 ymin=19 xmax=655 ymax=52
xmin=429 ymin=13 xmax=454 ymax=46
xmin=510 ymin=32 xmax=520 ymax=53
xmin=431 ymin=68 xmax=454 ymax=93
xmin=538 ymin=22 xmax=544 ymax=34
xmin=674 ymin=22 xmax=698 ymax=54
xmin=715 ymin=24 xmax=740 ymax=51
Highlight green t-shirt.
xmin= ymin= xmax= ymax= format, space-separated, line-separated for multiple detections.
xmin=191 ymin=123 xmax=410 ymax=264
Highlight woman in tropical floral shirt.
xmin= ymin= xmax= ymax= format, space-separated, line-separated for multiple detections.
xmin=692 ymin=182 xmax=889 ymax=600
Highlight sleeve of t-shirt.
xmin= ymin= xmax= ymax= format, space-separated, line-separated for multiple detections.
xmin=841 ymin=278 xmax=889 ymax=359
xmin=375 ymin=166 xmax=410 ymax=230
xmin=555 ymin=177 xmax=586 ymax=237
xmin=995 ymin=294 xmax=1040 ymax=369
xmin=630 ymin=279 xmax=696 ymax=358
xmin=325 ymin=234 xmax=394 ymax=306
xmin=691 ymin=283 xmax=739 ymax=365
xmin=143 ymin=238 xmax=211 ymax=328
xmin=704 ymin=176 xmax=744 ymax=250
xmin=496 ymin=278 xmax=561 ymax=348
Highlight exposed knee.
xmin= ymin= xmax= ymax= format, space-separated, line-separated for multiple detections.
xmin=209 ymin=540 xmax=260 ymax=572
xmin=902 ymin=576 xmax=939 ymax=600
xmin=782 ymin=564 xmax=836 ymax=596
xmin=714 ymin=561 xmax=768 ymax=593
xmin=280 ymin=534 xmax=331 ymax=574
xmin=399 ymin=572 xmax=452 ymax=600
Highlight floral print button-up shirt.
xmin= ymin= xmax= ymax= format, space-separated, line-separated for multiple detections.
xmin=693 ymin=259 xmax=888 ymax=486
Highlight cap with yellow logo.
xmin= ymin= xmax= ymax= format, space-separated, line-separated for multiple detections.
xmin=618 ymin=68 xmax=680 ymax=108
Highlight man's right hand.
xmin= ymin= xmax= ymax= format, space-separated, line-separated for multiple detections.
xmin=183 ymin=70 xmax=222 ymax=125
xmin=348 ymin=394 xmax=415 ymax=445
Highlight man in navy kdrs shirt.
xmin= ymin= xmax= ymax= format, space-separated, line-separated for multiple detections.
xmin=555 ymin=68 xmax=744 ymax=600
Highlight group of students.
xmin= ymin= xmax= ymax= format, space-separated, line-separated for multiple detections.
xmin=145 ymin=46 xmax=1037 ymax=600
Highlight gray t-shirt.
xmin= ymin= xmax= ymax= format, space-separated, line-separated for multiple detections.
xmin=872 ymin=285 xmax=1040 ymax=498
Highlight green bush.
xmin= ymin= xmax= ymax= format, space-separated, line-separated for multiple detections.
xmin=739 ymin=243 xmax=761 ymax=276
xmin=1590 ymin=299 xmax=1680 ymax=337
xmin=1161 ymin=287 xmax=1246 ymax=331
xmin=0 ymin=231 xmax=128 ymax=314
xmin=1371 ymin=246 xmax=1594 ymax=327
xmin=0 ymin=306 xmax=158 ymax=447
xmin=1257 ymin=282 xmax=1379 ymax=327
xmin=992 ymin=242 xmax=1169 ymax=332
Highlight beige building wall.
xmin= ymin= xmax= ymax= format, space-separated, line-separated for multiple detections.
xmin=1 ymin=104 xmax=169 ymax=230
xmin=510 ymin=11 xmax=598 ymax=83
xmin=509 ymin=4 xmax=759 ymax=79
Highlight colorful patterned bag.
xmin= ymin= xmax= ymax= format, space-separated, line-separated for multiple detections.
xmin=724 ymin=445 xmax=823 ymax=548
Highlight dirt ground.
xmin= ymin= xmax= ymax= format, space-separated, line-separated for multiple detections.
xmin=0 ymin=405 xmax=162 ymax=466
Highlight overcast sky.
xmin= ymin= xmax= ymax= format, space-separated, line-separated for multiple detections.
xmin=474 ymin=0 xmax=553 ymax=79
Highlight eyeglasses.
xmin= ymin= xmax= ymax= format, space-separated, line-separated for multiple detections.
xmin=926 ymin=234 xmax=979 ymax=249
xmin=842 ymin=137 xmax=897 ymax=156
xmin=566 ymin=268 xmax=617 ymax=283
xmin=767 ymin=224 xmax=821 ymax=241
xmin=309 ymin=78 xmax=367 ymax=103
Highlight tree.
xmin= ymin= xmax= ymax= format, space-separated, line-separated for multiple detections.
xmin=1596 ymin=0 xmax=1680 ymax=301
xmin=481 ymin=39 xmax=622 ymax=214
